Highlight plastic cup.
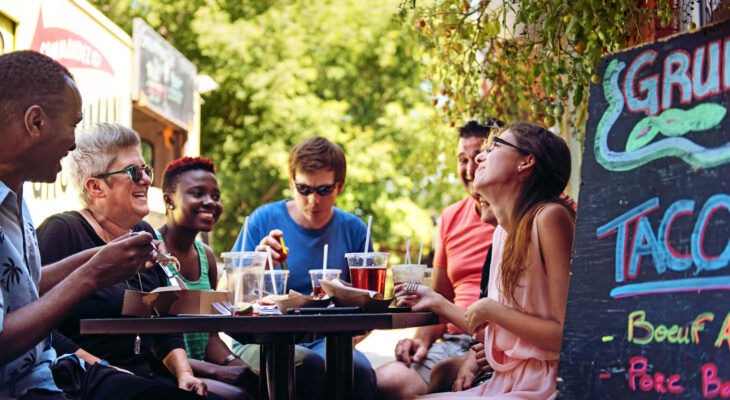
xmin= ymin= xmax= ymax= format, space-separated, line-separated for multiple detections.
xmin=222 ymin=251 xmax=267 ymax=304
xmin=309 ymin=269 xmax=342 ymax=299
xmin=391 ymin=264 xmax=427 ymax=288
xmin=423 ymin=268 xmax=434 ymax=288
xmin=345 ymin=252 xmax=390 ymax=296
xmin=263 ymin=270 xmax=289 ymax=296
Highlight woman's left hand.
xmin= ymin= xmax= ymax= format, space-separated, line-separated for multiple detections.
xmin=466 ymin=297 xmax=496 ymax=334
xmin=178 ymin=372 xmax=207 ymax=397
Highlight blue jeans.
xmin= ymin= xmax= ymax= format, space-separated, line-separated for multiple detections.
xmin=299 ymin=338 xmax=377 ymax=400
xmin=233 ymin=338 xmax=376 ymax=400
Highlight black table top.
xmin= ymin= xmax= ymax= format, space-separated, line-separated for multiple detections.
xmin=81 ymin=311 xmax=439 ymax=335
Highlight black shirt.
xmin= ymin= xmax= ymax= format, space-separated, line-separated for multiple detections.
xmin=479 ymin=246 xmax=492 ymax=299
xmin=37 ymin=211 xmax=184 ymax=378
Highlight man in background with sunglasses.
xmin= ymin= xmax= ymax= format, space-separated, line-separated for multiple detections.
xmin=377 ymin=119 xmax=503 ymax=399
xmin=230 ymin=136 xmax=376 ymax=400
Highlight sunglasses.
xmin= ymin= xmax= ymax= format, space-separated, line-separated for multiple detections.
xmin=487 ymin=136 xmax=531 ymax=155
xmin=294 ymin=182 xmax=338 ymax=196
xmin=94 ymin=165 xmax=153 ymax=184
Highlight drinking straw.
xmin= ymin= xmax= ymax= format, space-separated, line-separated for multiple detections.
xmin=239 ymin=216 xmax=250 ymax=268
xmin=266 ymin=246 xmax=278 ymax=295
xmin=404 ymin=235 xmax=411 ymax=264
xmin=363 ymin=215 xmax=372 ymax=253
xmin=417 ymin=242 xmax=423 ymax=265
xmin=323 ymin=244 xmax=329 ymax=270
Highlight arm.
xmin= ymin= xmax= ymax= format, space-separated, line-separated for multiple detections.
xmin=0 ymin=233 xmax=156 ymax=365
xmin=465 ymin=205 xmax=574 ymax=353
xmin=39 ymin=247 xmax=99 ymax=294
xmin=162 ymin=348 xmax=207 ymax=396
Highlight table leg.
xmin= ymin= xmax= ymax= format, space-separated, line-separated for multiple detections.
xmin=325 ymin=333 xmax=353 ymax=400
xmin=262 ymin=342 xmax=295 ymax=400
xmin=260 ymin=346 xmax=269 ymax=400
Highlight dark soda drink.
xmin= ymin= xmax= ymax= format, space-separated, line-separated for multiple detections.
xmin=350 ymin=267 xmax=387 ymax=295
xmin=312 ymin=286 xmax=326 ymax=299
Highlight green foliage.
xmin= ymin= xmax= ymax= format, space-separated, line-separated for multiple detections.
xmin=408 ymin=0 xmax=689 ymax=137
xmin=89 ymin=0 xmax=467 ymax=260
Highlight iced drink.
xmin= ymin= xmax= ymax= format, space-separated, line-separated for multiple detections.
xmin=345 ymin=252 xmax=390 ymax=296
xmin=392 ymin=264 xmax=426 ymax=287
xmin=309 ymin=269 xmax=341 ymax=299
xmin=222 ymin=251 xmax=267 ymax=304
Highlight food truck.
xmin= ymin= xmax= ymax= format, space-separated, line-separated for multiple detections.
xmin=0 ymin=0 xmax=205 ymax=227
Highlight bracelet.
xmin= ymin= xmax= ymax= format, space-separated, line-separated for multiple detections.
xmin=98 ymin=360 xmax=109 ymax=366
xmin=222 ymin=354 xmax=237 ymax=365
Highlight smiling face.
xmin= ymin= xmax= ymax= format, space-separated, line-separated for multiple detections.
xmin=98 ymin=146 xmax=151 ymax=223
xmin=289 ymin=168 xmax=342 ymax=229
xmin=457 ymin=136 xmax=484 ymax=197
xmin=167 ymin=169 xmax=223 ymax=232
xmin=473 ymin=129 xmax=529 ymax=200
xmin=34 ymin=77 xmax=82 ymax=182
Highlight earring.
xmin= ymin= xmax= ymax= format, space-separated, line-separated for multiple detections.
xmin=518 ymin=166 xmax=523 ymax=170
xmin=168 ymin=204 xmax=174 ymax=210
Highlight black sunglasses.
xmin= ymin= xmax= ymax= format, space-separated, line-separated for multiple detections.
xmin=487 ymin=136 xmax=531 ymax=155
xmin=94 ymin=165 xmax=153 ymax=184
xmin=294 ymin=182 xmax=338 ymax=196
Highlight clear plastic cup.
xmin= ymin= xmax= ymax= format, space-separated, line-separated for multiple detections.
xmin=263 ymin=270 xmax=289 ymax=296
xmin=345 ymin=252 xmax=390 ymax=296
xmin=309 ymin=269 xmax=342 ymax=299
xmin=222 ymin=251 xmax=267 ymax=304
xmin=391 ymin=264 xmax=427 ymax=287
xmin=422 ymin=267 xmax=434 ymax=288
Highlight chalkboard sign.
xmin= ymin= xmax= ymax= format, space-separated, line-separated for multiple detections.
xmin=559 ymin=21 xmax=730 ymax=398
xmin=132 ymin=18 xmax=196 ymax=130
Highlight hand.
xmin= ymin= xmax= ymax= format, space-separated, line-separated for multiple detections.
xmin=394 ymin=283 xmax=439 ymax=312
xmin=211 ymin=364 xmax=259 ymax=388
xmin=178 ymin=372 xmax=207 ymax=397
xmin=466 ymin=297 xmax=496 ymax=334
xmin=254 ymin=229 xmax=286 ymax=267
xmin=394 ymin=337 xmax=429 ymax=367
xmin=85 ymin=232 xmax=156 ymax=289
xmin=452 ymin=348 xmax=478 ymax=391
xmin=472 ymin=342 xmax=490 ymax=373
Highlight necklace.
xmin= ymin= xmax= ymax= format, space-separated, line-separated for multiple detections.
xmin=84 ymin=208 xmax=143 ymax=355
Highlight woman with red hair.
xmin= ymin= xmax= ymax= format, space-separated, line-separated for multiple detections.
xmin=158 ymin=156 xmax=257 ymax=400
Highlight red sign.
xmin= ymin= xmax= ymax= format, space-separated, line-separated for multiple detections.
xmin=30 ymin=9 xmax=114 ymax=75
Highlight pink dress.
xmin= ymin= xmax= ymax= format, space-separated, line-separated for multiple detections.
xmin=420 ymin=211 xmax=560 ymax=399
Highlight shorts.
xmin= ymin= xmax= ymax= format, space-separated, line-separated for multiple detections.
xmin=412 ymin=334 xmax=471 ymax=384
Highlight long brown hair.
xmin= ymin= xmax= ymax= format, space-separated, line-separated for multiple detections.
xmin=497 ymin=122 xmax=575 ymax=306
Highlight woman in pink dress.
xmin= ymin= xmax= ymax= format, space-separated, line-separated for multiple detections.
xmin=395 ymin=122 xmax=575 ymax=399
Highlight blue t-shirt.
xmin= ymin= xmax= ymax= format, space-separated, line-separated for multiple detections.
xmin=231 ymin=200 xmax=370 ymax=294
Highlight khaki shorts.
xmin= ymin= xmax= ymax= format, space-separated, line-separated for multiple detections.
xmin=412 ymin=334 xmax=471 ymax=384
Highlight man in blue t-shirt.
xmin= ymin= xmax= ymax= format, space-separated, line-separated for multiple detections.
xmin=231 ymin=136 xmax=376 ymax=400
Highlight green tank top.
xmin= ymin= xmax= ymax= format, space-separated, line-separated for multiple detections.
xmin=156 ymin=232 xmax=210 ymax=360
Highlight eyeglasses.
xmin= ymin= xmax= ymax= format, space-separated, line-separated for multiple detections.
xmin=294 ymin=182 xmax=338 ymax=196
xmin=487 ymin=136 xmax=531 ymax=155
xmin=94 ymin=165 xmax=153 ymax=184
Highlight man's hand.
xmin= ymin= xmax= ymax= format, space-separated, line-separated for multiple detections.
xmin=178 ymin=372 xmax=208 ymax=397
xmin=255 ymin=229 xmax=286 ymax=267
xmin=394 ymin=337 xmax=429 ymax=367
xmin=84 ymin=232 xmax=156 ymax=290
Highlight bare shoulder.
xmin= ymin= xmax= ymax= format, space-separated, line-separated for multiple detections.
xmin=536 ymin=203 xmax=575 ymax=230
xmin=202 ymin=242 xmax=217 ymax=268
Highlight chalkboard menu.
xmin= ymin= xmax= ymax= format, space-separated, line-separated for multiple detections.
xmin=558 ymin=21 xmax=730 ymax=398
xmin=133 ymin=18 xmax=196 ymax=130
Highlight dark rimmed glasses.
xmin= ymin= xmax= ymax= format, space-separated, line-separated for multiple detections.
xmin=94 ymin=165 xmax=153 ymax=184
xmin=294 ymin=182 xmax=338 ymax=196
xmin=487 ymin=136 xmax=531 ymax=155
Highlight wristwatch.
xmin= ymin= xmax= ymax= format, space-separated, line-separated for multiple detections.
xmin=223 ymin=354 xmax=237 ymax=365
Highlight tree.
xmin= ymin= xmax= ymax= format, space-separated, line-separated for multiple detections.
xmin=89 ymin=0 xmax=467 ymax=261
